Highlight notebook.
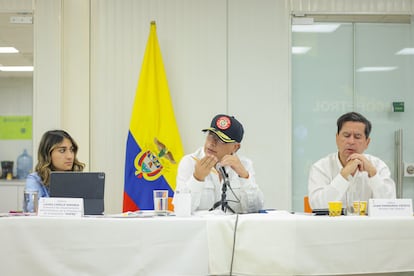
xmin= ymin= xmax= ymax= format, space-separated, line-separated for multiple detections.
xmin=49 ymin=172 xmax=105 ymax=215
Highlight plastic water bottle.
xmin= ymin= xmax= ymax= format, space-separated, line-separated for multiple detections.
xmin=17 ymin=149 xmax=33 ymax=179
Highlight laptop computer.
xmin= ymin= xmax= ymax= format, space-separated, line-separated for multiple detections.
xmin=49 ymin=172 xmax=105 ymax=215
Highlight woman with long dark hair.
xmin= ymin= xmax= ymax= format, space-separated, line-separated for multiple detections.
xmin=25 ymin=130 xmax=85 ymax=202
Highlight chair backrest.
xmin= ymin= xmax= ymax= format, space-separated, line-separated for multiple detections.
xmin=304 ymin=195 xmax=312 ymax=213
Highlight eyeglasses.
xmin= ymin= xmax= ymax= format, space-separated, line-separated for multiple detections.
xmin=206 ymin=132 xmax=227 ymax=145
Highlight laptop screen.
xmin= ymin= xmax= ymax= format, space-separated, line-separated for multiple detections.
xmin=49 ymin=172 xmax=105 ymax=215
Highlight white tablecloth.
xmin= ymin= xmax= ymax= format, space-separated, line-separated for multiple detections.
xmin=2 ymin=212 xmax=414 ymax=276
xmin=207 ymin=211 xmax=414 ymax=275
xmin=0 ymin=215 xmax=209 ymax=276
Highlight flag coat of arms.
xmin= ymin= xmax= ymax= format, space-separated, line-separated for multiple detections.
xmin=123 ymin=21 xmax=184 ymax=212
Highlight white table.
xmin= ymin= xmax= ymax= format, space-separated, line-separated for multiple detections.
xmin=1 ymin=212 xmax=414 ymax=275
xmin=208 ymin=212 xmax=414 ymax=275
xmin=0 ymin=215 xmax=209 ymax=276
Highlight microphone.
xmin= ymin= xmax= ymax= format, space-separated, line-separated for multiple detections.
xmin=215 ymin=163 xmax=229 ymax=183
xmin=209 ymin=163 xmax=235 ymax=213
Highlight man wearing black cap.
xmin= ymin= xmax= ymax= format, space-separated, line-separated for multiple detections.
xmin=174 ymin=114 xmax=264 ymax=213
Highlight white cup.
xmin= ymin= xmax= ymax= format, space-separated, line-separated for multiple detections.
xmin=153 ymin=190 xmax=168 ymax=214
xmin=23 ymin=190 xmax=38 ymax=213
xmin=173 ymin=193 xmax=192 ymax=217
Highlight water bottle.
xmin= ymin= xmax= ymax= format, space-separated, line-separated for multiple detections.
xmin=17 ymin=149 xmax=33 ymax=179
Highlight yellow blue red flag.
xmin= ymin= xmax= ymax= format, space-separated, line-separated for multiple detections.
xmin=123 ymin=21 xmax=184 ymax=212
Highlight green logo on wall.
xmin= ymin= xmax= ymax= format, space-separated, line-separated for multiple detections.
xmin=0 ymin=116 xmax=32 ymax=140
xmin=392 ymin=102 xmax=404 ymax=112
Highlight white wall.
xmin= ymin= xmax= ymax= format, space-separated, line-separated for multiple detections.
xmin=33 ymin=0 xmax=91 ymax=169
xmin=33 ymin=0 xmax=63 ymax=158
xmin=87 ymin=0 xmax=291 ymax=213
xmin=227 ymin=0 xmax=291 ymax=210
xmin=32 ymin=0 xmax=414 ymax=214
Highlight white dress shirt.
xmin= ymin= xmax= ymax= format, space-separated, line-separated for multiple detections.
xmin=308 ymin=152 xmax=396 ymax=209
xmin=175 ymin=147 xmax=264 ymax=213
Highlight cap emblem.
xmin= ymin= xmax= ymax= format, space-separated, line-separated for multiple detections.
xmin=216 ymin=116 xmax=231 ymax=130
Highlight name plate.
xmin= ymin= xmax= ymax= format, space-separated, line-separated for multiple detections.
xmin=368 ymin=198 xmax=413 ymax=217
xmin=38 ymin=197 xmax=84 ymax=217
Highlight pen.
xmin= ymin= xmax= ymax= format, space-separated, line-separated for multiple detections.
xmin=258 ymin=209 xmax=277 ymax=213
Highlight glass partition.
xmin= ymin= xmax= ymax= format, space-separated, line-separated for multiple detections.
xmin=292 ymin=19 xmax=414 ymax=212
xmin=0 ymin=12 xmax=33 ymax=179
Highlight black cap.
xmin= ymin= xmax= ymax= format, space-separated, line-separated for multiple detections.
xmin=202 ymin=114 xmax=244 ymax=143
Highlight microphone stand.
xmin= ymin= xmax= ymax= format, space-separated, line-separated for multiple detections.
xmin=210 ymin=169 xmax=235 ymax=214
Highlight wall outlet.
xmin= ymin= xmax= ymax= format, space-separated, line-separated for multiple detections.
xmin=404 ymin=163 xmax=414 ymax=177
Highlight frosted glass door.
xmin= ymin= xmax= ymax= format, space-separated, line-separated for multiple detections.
xmin=292 ymin=20 xmax=414 ymax=212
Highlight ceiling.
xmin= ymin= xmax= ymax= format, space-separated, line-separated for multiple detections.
xmin=0 ymin=12 xmax=410 ymax=79
xmin=0 ymin=12 xmax=33 ymax=78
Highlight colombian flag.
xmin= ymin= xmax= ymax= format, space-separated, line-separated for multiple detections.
xmin=123 ymin=21 xmax=184 ymax=212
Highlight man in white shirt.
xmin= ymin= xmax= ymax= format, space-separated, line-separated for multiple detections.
xmin=174 ymin=114 xmax=264 ymax=213
xmin=308 ymin=112 xmax=396 ymax=210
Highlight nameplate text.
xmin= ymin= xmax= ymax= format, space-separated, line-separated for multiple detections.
xmin=38 ymin=197 xmax=84 ymax=217
xmin=368 ymin=198 xmax=413 ymax=217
